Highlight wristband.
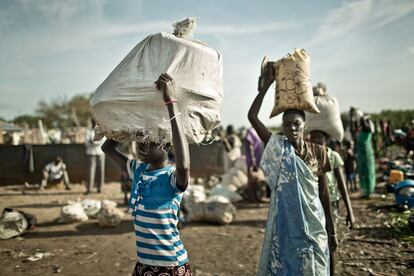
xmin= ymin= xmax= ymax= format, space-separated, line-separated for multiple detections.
xmin=165 ymin=99 xmax=177 ymax=105
xmin=169 ymin=112 xmax=181 ymax=122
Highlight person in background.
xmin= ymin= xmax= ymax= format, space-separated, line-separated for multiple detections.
xmin=310 ymin=131 xmax=355 ymax=228
xmin=357 ymin=116 xmax=376 ymax=198
xmin=222 ymin=124 xmax=242 ymax=164
xmin=343 ymin=140 xmax=358 ymax=192
xmin=405 ymin=120 xmax=414 ymax=161
xmin=85 ymin=120 xmax=106 ymax=194
xmin=41 ymin=156 xmax=71 ymax=190
xmin=244 ymin=127 xmax=266 ymax=201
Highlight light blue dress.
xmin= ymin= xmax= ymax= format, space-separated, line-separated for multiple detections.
xmin=257 ymin=134 xmax=330 ymax=276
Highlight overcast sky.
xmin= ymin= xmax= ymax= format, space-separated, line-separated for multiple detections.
xmin=1 ymin=0 xmax=413 ymax=127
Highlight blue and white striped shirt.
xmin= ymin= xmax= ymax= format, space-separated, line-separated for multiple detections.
xmin=127 ymin=159 xmax=189 ymax=267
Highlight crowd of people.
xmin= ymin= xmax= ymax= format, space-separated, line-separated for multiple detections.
xmin=32 ymin=75 xmax=414 ymax=276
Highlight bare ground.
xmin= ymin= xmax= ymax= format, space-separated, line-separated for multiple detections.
xmin=0 ymin=182 xmax=413 ymax=276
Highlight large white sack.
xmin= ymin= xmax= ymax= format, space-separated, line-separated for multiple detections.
xmin=90 ymin=31 xmax=223 ymax=144
xmin=186 ymin=195 xmax=236 ymax=225
xmin=59 ymin=203 xmax=89 ymax=224
xmin=0 ymin=210 xmax=28 ymax=240
xmin=209 ymin=184 xmax=242 ymax=203
xmin=97 ymin=207 xmax=125 ymax=228
xmin=305 ymin=94 xmax=344 ymax=141
xmin=81 ymin=199 xmax=101 ymax=218
xmin=183 ymin=184 xmax=206 ymax=210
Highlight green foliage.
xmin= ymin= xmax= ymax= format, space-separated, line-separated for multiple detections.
xmin=13 ymin=93 xmax=93 ymax=129
xmin=369 ymin=110 xmax=414 ymax=129
xmin=13 ymin=114 xmax=42 ymax=128
xmin=389 ymin=211 xmax=414 ymax=242
xmin=341 ymin=110 xmax=414 ymax=131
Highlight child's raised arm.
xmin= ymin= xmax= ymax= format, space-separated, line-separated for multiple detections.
xmin=248 ymin=61 xmax=274 ymax=144
xmin=101 ymin=139 xmax=129 ymax=174
xmin=155 ymin=73 xmax=190 ymax=192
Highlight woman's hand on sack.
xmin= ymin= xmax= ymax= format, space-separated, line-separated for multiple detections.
xmin=155 ymin=73 xmax=175 ymax=102
xmin=258 ymin=62 xmax=275 ymax=94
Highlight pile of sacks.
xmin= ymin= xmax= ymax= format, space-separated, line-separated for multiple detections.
xmin=183 ymin=185 xmax=236 ymax=225
xmin=182 ymin=158 xmax=248 ymax=225
xmin=58 ymin=199 xmax=124 ymax=228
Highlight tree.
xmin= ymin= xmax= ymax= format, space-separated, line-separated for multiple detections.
xmin=13 ymin=114 xmax=42 ymax=128
xmin=35 ymin=93 xmax=92 ymax=128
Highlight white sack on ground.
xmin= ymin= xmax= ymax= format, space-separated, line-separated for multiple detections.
xmin=81 ymin=199 xmax=102 ymax=218
xmin=183 ymin=184 xmax=207 ymax=210
xmin=270 ymin=48 xmax=319 ymax=117
xmin=59 ymin=203 xmax=89 ymax=223
xmin=209 ymin=184 xmax=242 ymax=203
xmin=305 ymin=94 xmax=344 ymax=140
xmin=90 ymin=20 xmax=223 ymax=144
xmin=97 ymin=207 xmax=125 ymax=228
xmin=0 ymin=210 xmax=28 ymax=240
xmin=186 ymin=195 xmax=236 ymax=225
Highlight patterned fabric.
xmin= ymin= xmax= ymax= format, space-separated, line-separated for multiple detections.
xmin=132 ymin=261 xmax=192 ymax=276
xmin=127 ymin=159 xmax=189 ymax=267
xmin=244 ymin=128 xmax=264 ymax=168
xmin=294 ymin=140 xmax=331 ymax=177
xmin=257 ymin=134 xmax=330 ymax=276
xmin=326 ymin=148 xmax=344 ymax=202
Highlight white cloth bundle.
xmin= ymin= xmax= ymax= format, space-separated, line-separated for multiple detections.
xmin=90 ymin=25 xmax=223 ymax=144
xmin=306 ymin=94 xmax=344 ymax=141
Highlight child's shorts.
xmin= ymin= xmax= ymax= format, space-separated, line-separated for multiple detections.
xmin=132 ymin=261 xmax=192 ymax=276
xmin=346 ymin=173 xmax=356 ymax=182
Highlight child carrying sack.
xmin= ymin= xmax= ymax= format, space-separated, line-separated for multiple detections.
xmin=305 ymin=88 xmax=344 ymax=141
xmin=268 ymin=48 xmax=319 ymax=118
xmin=90 ymin=18 xmax=223 ymax=144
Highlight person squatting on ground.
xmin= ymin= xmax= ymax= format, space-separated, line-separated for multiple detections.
xmin=310 ymin=130 xmax=355 ymax=228
xmin=40 ymin=156 xmax=71 ymax=190
xmin=101 ymin=73 xmax=192 ymax=276
xmin=248 ymin=63 xmax=337 ymax=276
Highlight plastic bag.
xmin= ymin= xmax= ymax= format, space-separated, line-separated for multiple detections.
xmin=270 ymin=48 xmax=319 ymax=117
xmin=90 ymin=20 xmax=223 ymax=144
xmin=0 ymin=210 xmax=28 ymax=240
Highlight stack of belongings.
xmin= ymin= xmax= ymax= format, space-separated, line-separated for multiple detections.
xmin=305 ymin=83 xmax=344 ymax=141
xmin=97 ymin=200 xmax=125 ymax=227
xmin=90 ymin=18 xmax=223 ymax=144
xmin=183 ymin=182 xmax=237 ymax=225
xmin=268 ymin=48 xmax=319 ymax=118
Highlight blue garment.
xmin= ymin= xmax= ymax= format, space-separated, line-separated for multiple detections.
xmin=257 ymin=135 xmax=329 ymax=276
xmin=127 ymin=159 xmax=189 ymax=267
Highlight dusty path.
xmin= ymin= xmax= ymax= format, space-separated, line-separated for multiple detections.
xmin=0 ymin=183 xmax=412 ymax=275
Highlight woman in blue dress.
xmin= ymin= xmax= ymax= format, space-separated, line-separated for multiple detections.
xmin=248 ymin=63 xmax=337 ymax=276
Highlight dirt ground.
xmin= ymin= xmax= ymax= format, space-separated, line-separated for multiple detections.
xmin=0 ymin=182 xmax=413 ymax=276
